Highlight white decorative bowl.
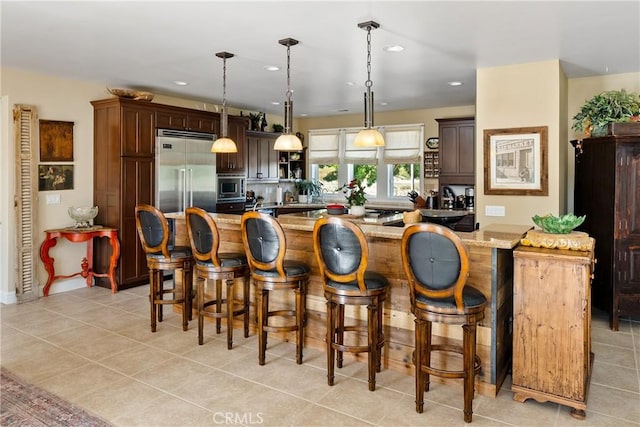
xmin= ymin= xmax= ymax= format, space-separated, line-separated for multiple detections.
xmin=68 ymin=206 xmax=98 ymax=228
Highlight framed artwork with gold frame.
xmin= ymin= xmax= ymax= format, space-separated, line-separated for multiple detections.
xmin=39 ymin=120 xmax=74 ymax=162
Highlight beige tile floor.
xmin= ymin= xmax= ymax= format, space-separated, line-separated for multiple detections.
xmin=1 ymin=284 xmax=639 ymax=427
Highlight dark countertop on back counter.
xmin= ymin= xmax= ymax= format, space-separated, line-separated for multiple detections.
xmin=166 ymin=209 xmax=530 ymax=249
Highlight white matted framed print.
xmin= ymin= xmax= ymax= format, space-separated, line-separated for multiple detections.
xmin=483 ymin=126 xmax=548 ymax=196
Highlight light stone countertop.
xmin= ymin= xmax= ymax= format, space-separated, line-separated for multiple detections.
xmin=166 ymin=210 xmax=531 ymax=249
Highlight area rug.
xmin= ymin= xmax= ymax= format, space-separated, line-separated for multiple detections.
xmin=0 ymin=367 xmax=112 ymax=426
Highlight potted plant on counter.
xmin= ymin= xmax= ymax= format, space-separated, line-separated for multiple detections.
xmin=572 ymin=89 xmax=640 ymax=137
xmin=294 ymin=179 xmax=321 ymax=203
xmin=339 ymin=178 xmax=368 ymax=216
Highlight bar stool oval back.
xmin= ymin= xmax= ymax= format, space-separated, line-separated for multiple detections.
xmin=185 ymin=207 xmax=250 ymax=349
xmin=240 ymin=211 xmax=310 ymax=365
xmin=313 ymin=216 xmax=389 ymax=391
xmin=401 ymin=223 xmax=487 ymax=423
xmin=134 ymin=204 xmax=193 ymax=332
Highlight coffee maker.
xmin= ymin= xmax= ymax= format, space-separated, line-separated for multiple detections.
xmin=465 ymin=187 xmax=475 ymax=211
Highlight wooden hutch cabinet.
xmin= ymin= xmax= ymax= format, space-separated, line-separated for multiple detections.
xmin=512 ymin=244 xmax=595 ymax=419
xmin=216 ymin=116 xmax=248 ymax=173
xmin=92 ymin=98 xmax=156 ymax=289
xmin=437 ymin=117 xmax=475 ymax=184
xmin=572 ymin=135 xmax=640 ymax=330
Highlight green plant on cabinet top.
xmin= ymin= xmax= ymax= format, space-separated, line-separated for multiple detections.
xmin=572 ymin=89 xmax=640 ymax=137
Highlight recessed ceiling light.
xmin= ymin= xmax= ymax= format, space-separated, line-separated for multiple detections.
xmin=300 ymin=113 xmax=308 ymax=117
xmin=173 ymin=81 xmax=188 ymax=86
xmin=271 ymin=101 xmax=280 ymax=106
xmin=448 ymin=81 xmax=463 ymax=86
xmin=380 ymin=102 xmax=389 ymax=106
xmin=345 ymin=81 xmax=356 ymax=87
xmin=264 ymin=65 xmax=280 ymax=71
xmin=383 ymin=45 xmax=404 ymax=52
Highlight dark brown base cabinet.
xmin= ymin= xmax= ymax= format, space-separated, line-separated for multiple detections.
xmin=572 ymin=135 xmax=640 ymax=330
xmin=92 ymin=98 xmax=229 ymax=289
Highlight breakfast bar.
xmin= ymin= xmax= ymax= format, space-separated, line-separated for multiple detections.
xmin=168 ymin=209 xmax=531 ymax=397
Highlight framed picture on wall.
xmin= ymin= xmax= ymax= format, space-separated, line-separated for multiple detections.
xmin=38 ymin=164 xmax=74 ymax=191
xmin=39 ymin=120 xmax=74 ymax=162
xmin=483 ymin=126 xmax=548 ymax=196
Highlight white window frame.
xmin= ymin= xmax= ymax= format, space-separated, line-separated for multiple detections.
xmin=309 ymin=124 xmax=423 ymax=203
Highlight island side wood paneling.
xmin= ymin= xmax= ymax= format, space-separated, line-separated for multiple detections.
xmin=171 ymin=214 xmax=528 ymax=396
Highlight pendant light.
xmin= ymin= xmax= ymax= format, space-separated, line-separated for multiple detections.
xmin=211 ymin=51 xmax=238 ymax=153
xmin=274 ymin=38 xmax=303 ymax=151
xmin=354 ymin=21 xmax=385 ymax=147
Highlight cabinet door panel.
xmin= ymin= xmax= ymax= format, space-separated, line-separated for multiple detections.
xmin=122 ymin=106 xmax=155 ymax=155
xmin=217 ymin=117 xmax=246 ymax=173
xmin=458 ymin=124 xmax=475 ymax=175
xmin=439 ymin=126 xmax=459 ymax=175
xmin=187 ymin=112 xmax=219 ymax=134
xmin=156 ymin=109 xmax=187 ymax=130
xmin=120 ymin=157 xmax=153 ymax=285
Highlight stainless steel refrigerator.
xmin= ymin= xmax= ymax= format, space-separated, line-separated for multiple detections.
xmin=155 ymin=129 xmax=217 ymax=212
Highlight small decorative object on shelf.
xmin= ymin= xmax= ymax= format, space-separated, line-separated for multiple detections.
xmin=106 ymin=87 xmax=154 ymax=102
xmin=248 ymin=112 xmax=262 ymax=131
xmin=68 ymin=206 xmax=98 ymax=228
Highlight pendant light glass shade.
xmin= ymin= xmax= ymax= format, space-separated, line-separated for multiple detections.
xmin=211 ymin=51 xmax=238 ymax=153
xmin=354 ymin=21 xmax=385 ymax=147
xmin=274 ymin=38 xmax=303 ymax=151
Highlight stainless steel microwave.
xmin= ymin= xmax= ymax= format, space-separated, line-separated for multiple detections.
xmin=217 ymin=174 xmax=245 ymax=202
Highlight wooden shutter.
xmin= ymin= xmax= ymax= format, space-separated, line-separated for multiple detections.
xmin=14 ymin=105 xmax=38 ymax=302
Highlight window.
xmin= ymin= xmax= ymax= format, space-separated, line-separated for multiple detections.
xmin=309 ymin=124 xmax=423 ymax=202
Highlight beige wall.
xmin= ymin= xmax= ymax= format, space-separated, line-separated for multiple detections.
xmin=475 ymin=60 xmax=566 ymax=227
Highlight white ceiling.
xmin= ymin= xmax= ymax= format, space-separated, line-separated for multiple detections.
xmin=2 ymin=1 xmax=639 ymax=118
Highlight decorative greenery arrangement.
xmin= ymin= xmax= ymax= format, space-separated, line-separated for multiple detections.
xmin=339 ymin=178 xmax=368 ymax=206
xmin=572 ymin=89 xmax=640 ymax=136
xmin=248 ymin=112 xmax=262 ymax=131
xmin=532 ymin=213 xmax=585 ymax=234
xmin=272 ymin=124 xmax=283 ymax=133
xmin=294 ymin=179 xmax=322 ymax=196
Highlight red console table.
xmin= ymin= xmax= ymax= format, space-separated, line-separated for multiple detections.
xmin=40 ymin=226 xmax=120 ymax=296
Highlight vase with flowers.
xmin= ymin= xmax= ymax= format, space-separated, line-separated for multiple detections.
xmin=340 ymin=178 xmax=367 ymax=216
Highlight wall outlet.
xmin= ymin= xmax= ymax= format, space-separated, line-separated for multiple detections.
xmin=485 ymin=205 xmax=505 ymax=216
xmin=46 ymin=193 xmax=61 ymax=205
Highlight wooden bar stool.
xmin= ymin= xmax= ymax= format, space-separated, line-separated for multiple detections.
xmin=313 ymin=217 xmax=389 ymax=391
xmin=241 ymin=211 xmax=309 ymax=365
xmin=135 ymin=204 xmax=193 ymax=332
xmin=401 ymin=223 xmax=487 ymax=423
xmin=185 ymin=207 xmax=250 ymax=348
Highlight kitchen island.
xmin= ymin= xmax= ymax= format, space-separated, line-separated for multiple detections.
xmin=168 ymin=209 xmax=530 ymax=396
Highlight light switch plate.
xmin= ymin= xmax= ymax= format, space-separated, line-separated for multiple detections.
xmin=485 ymin=205 xmax=505 ymax=216
xmin=46 ymin=193 xmax=61 ymax=205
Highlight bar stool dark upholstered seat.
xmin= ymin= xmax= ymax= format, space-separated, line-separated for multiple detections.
xmin=313 ymin=217 xmax=389 ymax=391
xmin=185 ymin=207 xmax=250 ymax=349
xmin=241 ymin=211 xmax=310 ymax=365
xmin=135 ymin=204 xmax=193 ymax=332
xmin=401 ymin=223 xmax=487 ymax=423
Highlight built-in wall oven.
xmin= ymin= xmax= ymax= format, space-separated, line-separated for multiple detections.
xmin=217 ymin=174 xmax=245 ymax=202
